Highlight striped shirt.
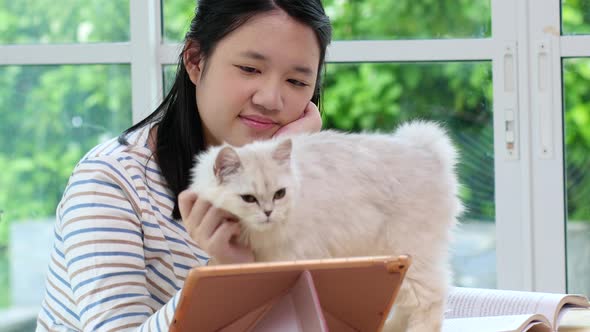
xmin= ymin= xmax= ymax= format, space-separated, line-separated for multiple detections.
xmin=37 ymin=126 xmax=209 ymax=331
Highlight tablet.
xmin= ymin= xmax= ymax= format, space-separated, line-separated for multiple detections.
xmin=170 ymin=255 xmax=410 ymax=332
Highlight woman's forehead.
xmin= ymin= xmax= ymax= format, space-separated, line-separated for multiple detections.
xmin=215 ymin=10 xmax=321 ymax=68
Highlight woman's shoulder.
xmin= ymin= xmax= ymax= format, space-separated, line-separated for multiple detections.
xmin=63 ymin=126 xmax=168 ymax=200
xmin=81 ymin=126 xmax=154 ymax=164
xmin=57 ymin=126 xmax=171 ymax=224
xmin=68 ymin=126 xmax=160 ymax=180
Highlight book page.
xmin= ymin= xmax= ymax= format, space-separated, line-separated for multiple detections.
xmin=446 ymin=287 xmax=589 ymax=327
xmin=556 ymin=307 xmax=590 ymax=330
xmin=442 ymin=314 xmax=552 ymax=332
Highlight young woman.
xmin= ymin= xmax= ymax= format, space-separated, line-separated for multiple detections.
xmin=36 ymin=1 xmax=332 ymax=330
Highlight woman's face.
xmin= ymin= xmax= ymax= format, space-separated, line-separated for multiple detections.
xmin=185 ymin=10 xmax=320 ymax=147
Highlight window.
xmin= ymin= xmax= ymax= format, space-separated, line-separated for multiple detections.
xmin=561 ymin=0 xmax=590 ymax=296
xmin=0 ymin=1 xmax=130 ymax=44
xmin=0 ymin=64 xmax=131 ymax=308
xmin=1 ymin=1 xmax=589 ymax=329
xmin=563 ymin=58 xmax=590 ymax=296
xmin=324 ymin=0 xmax=491 ymax=40
xmin=160 ymin=1 xmax=497 ymax=287
xmin=0 ymin=1 xmax=135 ymax=324
xmin=322 ymin=62 xmax=495 ymax=288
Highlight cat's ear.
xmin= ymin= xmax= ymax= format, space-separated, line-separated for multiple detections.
xmin=272 ymin=139 xmax=292 ymax=165
xmin=214 ymin=146 xmax=241 ymax=184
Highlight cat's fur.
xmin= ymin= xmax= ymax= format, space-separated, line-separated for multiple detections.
xmin=189 ymin=121 xmax=462 ymax=332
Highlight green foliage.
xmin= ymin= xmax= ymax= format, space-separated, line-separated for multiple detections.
xmin=562 ymin=0 xmax=590 ymax=35
xmin=318 ymin=1 xmax=496 ymax=222
xmin=322 ymin=61 xmax=495 ymax=222
xmin=0 ymin=253 xmax=7 ymax=307
xmin=0 ymin=0 xmax=129 ymax=43
xmin=323 ymin=0 xmax=491 ymax=40
xmin=0 ymin=65 xmax=131 ymax=232
xmin=564 ymin=59 xmax=590 ymax=221
xmin=163 ymin=0 xmax=197 ymax=42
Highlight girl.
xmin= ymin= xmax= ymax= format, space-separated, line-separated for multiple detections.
xmin=37 ymin=0 xmax=331 ymax=330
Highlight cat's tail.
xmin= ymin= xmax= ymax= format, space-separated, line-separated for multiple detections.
xmin=393 ymin=120 xmax=458 ymax=171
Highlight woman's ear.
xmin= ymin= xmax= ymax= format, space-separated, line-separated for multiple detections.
xmin=183 ymin=41 xmax=203 ymax=85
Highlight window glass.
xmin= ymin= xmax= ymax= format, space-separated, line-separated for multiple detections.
xmin=162 ymin=0 xmax=195 ymax=42
xmin=163 ymin=64 xmax=177 ymax=94
xmin=562 ymin=0 xmax=590 ymax=35
xmin=163 ymin=60 xmax=496 ymax=288
xmin=563 ymin=58 xmax=590 ymax=296
xmin=0 ymin=65 xmax=132 ymax=319
xmin=324 ymin=0 xmax=491 ymax=40
xmin=0 ymin=1 xmax=130 ymax=44
xmin=323 ymin=62 xmax=495 ymax=288
xmin=161 ymin=0 xmax=491 ymax=42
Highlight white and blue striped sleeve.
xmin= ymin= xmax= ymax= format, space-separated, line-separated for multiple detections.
xmin=59 ymin=156 xmax=181 ymax=331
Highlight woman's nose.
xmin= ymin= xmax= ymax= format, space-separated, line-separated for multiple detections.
xmin=251 ymin=78 xmax=284 ymax=112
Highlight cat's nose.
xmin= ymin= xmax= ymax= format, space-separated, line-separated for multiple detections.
xmin=264 ymin=210 xmax=272 ymax=217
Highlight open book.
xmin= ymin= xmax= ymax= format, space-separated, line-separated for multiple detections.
xmin=442 ymin=287 xmax=590 ymax=332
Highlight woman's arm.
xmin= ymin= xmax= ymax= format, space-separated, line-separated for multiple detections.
xmin=45 ymin=156 xmax=186 ymax=331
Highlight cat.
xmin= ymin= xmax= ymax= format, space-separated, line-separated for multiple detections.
xmin=189 ymin=121 xmax=463 ymax=332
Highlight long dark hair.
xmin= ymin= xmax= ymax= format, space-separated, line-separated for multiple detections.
xmin=119 ymin=0 xmax=332 ymax=219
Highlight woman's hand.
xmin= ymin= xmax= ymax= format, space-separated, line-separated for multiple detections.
xmin=178 ymin=190 xmax=254 ymax=265
xmin=274 ymin=101 xmax=322 ymax=137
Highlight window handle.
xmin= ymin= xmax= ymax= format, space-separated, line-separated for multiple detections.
xmin=503 ymin=42 xmax=519 ymax=160
xmin=535 ymin=40 xmax=554 ymax=158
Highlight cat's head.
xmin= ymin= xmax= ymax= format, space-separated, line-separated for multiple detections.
xmin=197 ymin=138 xmax=299 ymax=233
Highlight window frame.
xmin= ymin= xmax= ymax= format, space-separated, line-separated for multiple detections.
xmin=1 ymin=0 xmax=586 ymax=293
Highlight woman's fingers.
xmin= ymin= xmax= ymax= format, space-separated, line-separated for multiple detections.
xmin=208 ymin=221 xmax=240 ymax=253
xmin=273 ymin=101 xmax=322 ymax=137
xmin=197 ymin=206 xmax=226 ymax=241
xmin=208 ymin=222 xmax=254 ymax=263
xmin=178 ymin=190 xmax=197 ymax=221
xmin=304 ymin=99 xmax=320 ymax=115
xmin=177 ymin=191 xmax=254 ymax=264
xmin=185 ymin=198 xmax=212 ymax=232
xmin=303 ymin=101 xmax=323 ymax=132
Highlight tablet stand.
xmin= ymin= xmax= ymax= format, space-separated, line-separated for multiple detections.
xmin=221 ymin=270 xmax=328 ymax=331
xmin=170 ymin=256 xmax=409 ymax=332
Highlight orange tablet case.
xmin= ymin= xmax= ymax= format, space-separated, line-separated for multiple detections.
xmin=170 ymin=255 xmax=410 ymax=332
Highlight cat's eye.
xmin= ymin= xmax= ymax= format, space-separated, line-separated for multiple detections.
xmin=241 ymin=194 xmax=258 ymax=204
xmin=274 ymin=188 xmax=286 ymax=200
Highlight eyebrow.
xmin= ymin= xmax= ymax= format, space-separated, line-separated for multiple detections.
xmin=238 ymin=50 xmax=314 ymax=77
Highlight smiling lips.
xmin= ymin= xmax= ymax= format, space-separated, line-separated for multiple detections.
xmin=239 ymin=115 xmax=278 ymax=130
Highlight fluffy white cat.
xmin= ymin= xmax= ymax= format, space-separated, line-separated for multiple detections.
xmin=189 ymin=121 xmax=462 ymax=332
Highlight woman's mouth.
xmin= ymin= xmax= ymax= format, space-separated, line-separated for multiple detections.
xmin=239 ymin=115 xmax=278 ymax=130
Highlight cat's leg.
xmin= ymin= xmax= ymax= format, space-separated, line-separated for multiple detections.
xmin=383 ymin=277 xmax=446 ymax=332
xmin=381 ymin=306 xmax=409 ymax=332
xmin=382 ymin=281 xmax=416 ymax=331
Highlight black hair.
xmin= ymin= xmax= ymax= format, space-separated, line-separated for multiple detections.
xmin=119 ymin=0 xmax=332 ymax=219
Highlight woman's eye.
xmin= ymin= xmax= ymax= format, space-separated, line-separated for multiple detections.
xmin=241 ymin=195 xmax=258 ymax=203
xmin=274 ymin=188 xmax=286 ymax=200
xmin=287 ymin=79 xmax=308 ymax=87
xmin=237 ymin=65 xmax=259 ymax=74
